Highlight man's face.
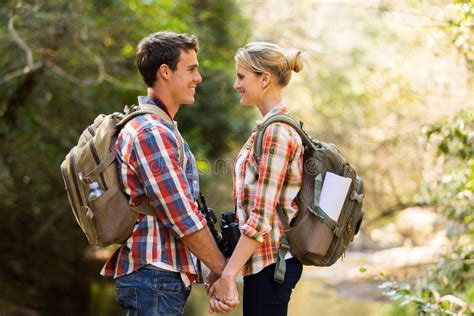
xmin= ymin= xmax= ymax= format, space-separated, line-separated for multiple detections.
xmin=168 ymin=49 xmax=202 ymax=107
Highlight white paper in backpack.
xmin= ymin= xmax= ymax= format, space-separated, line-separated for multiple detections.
xmin=319 ymin=172 xmax=352 ymax=221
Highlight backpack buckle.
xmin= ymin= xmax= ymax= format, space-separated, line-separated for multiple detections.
xmin=123 ymin=104 xmax=139 ymax=115
xmin=350 ymin=191 xmax=364 ymax=203
xmin=333 ymin=225 xmax=343 ymax=238
xmin=78 ymin=172 xmax=93 ymax=184
xmin=85 ymin=206 xmax=94 ymax=219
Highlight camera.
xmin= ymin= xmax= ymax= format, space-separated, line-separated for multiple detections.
xmin=197 ymin=193 xmax=240 ymax=258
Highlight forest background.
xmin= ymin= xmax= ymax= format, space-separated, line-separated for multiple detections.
xmin=0 ymin=0 xmax=472 ymax=315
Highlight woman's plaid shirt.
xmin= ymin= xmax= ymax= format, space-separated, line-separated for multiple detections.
xmin=101 ymin=98 xmax=206 ymax=282
xmin=234 ymin=104 xmax=303 ymax=276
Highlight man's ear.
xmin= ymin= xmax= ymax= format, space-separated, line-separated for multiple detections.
xmin=158 ymin=64 xmax=171 ymax=80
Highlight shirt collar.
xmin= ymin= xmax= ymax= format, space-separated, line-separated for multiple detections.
xmin=256 ymin=100 xmax=288 ymax=125
xmin=138 ymin=95 xmax=172 ymax=118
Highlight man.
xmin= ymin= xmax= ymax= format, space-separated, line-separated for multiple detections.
xmin=101 ymin=31 xmax=234 ymax=315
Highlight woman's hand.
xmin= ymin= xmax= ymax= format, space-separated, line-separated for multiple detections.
xmin=209 ymin=297 xmax=239 ymax=314
xmin=208 ymin=275 xmax=240 ymax=313
xmin=208 ymin=274 xmax=238 ymax=301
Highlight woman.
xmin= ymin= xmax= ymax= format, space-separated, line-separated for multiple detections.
xmin=208 ymin=42 xmax=307 ymax=315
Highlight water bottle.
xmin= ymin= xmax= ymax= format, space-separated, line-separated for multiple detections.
xmin=88 ymin=182 xmax=103 ymax=201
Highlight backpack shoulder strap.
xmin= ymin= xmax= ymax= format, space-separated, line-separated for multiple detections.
xmin=252 ymin=113 xmax=314 ymax=283
xmin=116 ymin=104 xmax=185 ymax=168
xmin=253 ymin=113 xmax=315 ymax=164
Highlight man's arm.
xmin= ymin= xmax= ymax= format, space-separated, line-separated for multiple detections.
xmin=129 ymin=123 xmax=226 ymax=273
xmin=181 ymin=226 xmax=226 ymax=275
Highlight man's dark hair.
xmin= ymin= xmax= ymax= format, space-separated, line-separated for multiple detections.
xmin=136 ymin=31 xmax=199 ymax=87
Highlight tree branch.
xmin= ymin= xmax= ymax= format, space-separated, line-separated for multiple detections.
xmin=73 ymin=37 xmax=105 ymax=85
xmin=103 ymin=74 xmax=142 ymax=91
xmin=1 ymin=15 xmax=44 ymax=85
xmin=367 ymin=201 xmax=430 ymax=225
xmin=8 ymin=15 xmax=35 ymax=68
xmin=0 ymin=63 xmax=42 ymax=85
xmin=311 ymin=1 xmax=473 ymax=28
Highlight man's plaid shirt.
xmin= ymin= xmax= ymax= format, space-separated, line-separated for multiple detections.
xmin=234 ymin=104 xmax=303 ymax=276
xmin=101 ymin=97 xmax=206 ymax=282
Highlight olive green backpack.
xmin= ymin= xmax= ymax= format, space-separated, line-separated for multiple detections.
xmin=253 ymin=114 xmax=365 ymax=283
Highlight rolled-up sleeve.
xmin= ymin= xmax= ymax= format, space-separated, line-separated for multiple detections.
xmin=130 ymin=125 xmax=206 ymax=238
xmin=241 ymin=123 xmax=296 ymax=243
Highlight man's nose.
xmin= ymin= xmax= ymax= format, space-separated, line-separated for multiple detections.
xmin=195 ymin=71 xmax=202 ymax=84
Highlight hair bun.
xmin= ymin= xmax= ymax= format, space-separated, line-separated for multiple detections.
xmin=285 ymin=49 xmax=305 ymax=73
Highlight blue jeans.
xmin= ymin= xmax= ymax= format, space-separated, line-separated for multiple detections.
xmin=243 ymin=257 xmax=303 ymax=316
xmin=115 ymin=266 xmax=191 ymax=316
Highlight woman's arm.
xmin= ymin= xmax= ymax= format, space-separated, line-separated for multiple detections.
xmin=208 ymin=235 xmax=258 ymax=314
xmin=208 ymin=235 xmax=260 ymax=299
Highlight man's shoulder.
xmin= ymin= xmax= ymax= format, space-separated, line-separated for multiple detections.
xmin=121 ymin=114 xmax=176 ymax=139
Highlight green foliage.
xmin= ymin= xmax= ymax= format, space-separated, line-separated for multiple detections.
xmin=380 ymin=2 xmax=474 ymax=312
xmin=422 ymin=111 xmax=474 ymax=228
xmin=447 ymin=0 xmax=474 ymax=71
xmin=382 ymin=110 xmax=474 ymax=315
xmin=381 ymin=273 xmax=473 ymax=315
xmin=0 ymin=0 xmax=250 ymax=314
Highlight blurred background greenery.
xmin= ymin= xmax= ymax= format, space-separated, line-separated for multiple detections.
xmin=0 ymin=0 xmax=472 ymax=315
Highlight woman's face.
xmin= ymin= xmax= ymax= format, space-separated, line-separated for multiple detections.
xmin=233 ymin=63 xmax=263 ymax=106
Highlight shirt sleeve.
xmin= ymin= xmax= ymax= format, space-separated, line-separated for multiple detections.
xmin=241 ymin=123 xmax=298 ymax=242
xmin=130 ymin=124 xmax=206 ymax=238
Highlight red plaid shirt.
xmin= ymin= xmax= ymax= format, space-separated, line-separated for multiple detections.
xmin=101 ymin=97 xmax=206 ymax=283
xmin=234 ymin=104 xmax=303 ymax=276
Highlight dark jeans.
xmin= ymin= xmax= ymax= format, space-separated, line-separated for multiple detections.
xmin=115 ymin=266 xmax=191 ymax=316
xmin=243 ymin=257 xmax=303 ymax=316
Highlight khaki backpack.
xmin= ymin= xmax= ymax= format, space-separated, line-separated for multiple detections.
xmin=60 ymin=104 xmax=184 ymax=247
xmin=253 ymin=114 xmax=365 ymax=283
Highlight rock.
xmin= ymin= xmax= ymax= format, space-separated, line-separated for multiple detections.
xmin=369 ymin=223 xmax=405 ymax=248
xmin=395 ymin=207 xmax=439 ymax=246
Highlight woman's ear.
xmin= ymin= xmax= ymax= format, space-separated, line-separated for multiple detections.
xmin=261 ymin=72 xmax=271 ymax=89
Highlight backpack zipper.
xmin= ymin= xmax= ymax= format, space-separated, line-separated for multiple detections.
xmin=60 ymin=159 xmax=81 ymax=223
xmin=68 ymin=150 xmax=84 ymax=207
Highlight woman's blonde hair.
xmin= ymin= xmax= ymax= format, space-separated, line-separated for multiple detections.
xmin=235 ymin=42 xmax=307 ymax=87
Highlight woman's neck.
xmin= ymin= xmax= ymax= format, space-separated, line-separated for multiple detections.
xmin=257 ymin=94 xmax=282 ymax=117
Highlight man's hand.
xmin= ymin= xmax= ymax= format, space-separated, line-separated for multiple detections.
xmin=205 ymin=271 xmax=220 ymax=291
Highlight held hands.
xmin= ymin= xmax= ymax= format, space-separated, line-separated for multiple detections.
xmin=205 ymin=271 xmax=220 ymax=290
xmin=207 ymin=275 xmax=240 ymax=314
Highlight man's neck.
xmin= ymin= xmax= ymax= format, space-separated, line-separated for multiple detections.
xmin=147 ymin=87 xmax=178 ymax=119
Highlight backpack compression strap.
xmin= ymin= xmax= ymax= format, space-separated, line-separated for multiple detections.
xmin=253 ymin=113 xmax=313 ymax=283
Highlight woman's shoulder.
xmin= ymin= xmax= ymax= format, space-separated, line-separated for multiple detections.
xmin=262 ymin=120 xmax=302 ymax=147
